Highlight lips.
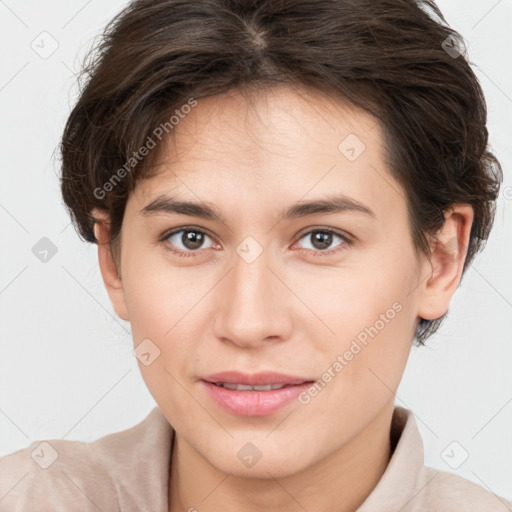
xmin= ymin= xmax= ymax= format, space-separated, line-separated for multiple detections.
xmin=201 ymin=371 xmax=317 ymax=415
xmin=202 ymin=370 xmax=313 ymax=387
xmin=201 ymin=380 xmax=315 ymax=416
xmin=214 ymin=383 xmax=288 ymax=391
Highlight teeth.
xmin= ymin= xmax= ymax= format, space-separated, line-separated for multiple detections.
xmin=224 ymin=383 xmax=253 ymax=391
xmin=214 ymin=383 xmax=287 ymax=391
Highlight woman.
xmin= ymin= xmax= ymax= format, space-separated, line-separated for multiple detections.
xmin=1 ymin=0 xmax=510 ymax=510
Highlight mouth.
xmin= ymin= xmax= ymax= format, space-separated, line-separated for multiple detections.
xmin=202 ymin=370 xmax=314 ymax=387
xmin=200 ymin=371 xmax=316 ymax=416
xmin=210 ymin=382 xmax=301 ymax=391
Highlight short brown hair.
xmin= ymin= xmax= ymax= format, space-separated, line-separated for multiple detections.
xmin=60 ymin=0 xmax=503 ymax=344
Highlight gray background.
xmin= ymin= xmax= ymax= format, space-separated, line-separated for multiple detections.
xmin=1 ymin=0 xmax=511 ymax=501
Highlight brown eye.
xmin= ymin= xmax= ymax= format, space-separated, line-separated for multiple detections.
xmin=164 ymin=228 xmax=215 ymax=254
xmin=296 ymin=229 xmax=348 ymax=253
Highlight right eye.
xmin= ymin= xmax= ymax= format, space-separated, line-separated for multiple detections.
xmin=161 ymin=227 xmax=219 ymax=258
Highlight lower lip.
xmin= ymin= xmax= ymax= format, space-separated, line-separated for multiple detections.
xmin=201 ymin=380 xmax=314 ymax=416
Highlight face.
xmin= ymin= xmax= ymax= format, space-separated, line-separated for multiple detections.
xmin=97 ymin=85 xmax=469 ymax=478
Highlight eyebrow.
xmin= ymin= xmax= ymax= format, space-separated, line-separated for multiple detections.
xmin=140 ymin=193 xmax=376 ymax=223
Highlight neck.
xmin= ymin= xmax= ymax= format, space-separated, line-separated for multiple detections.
xmin=169 ymin=403 xmax=395 ymax=512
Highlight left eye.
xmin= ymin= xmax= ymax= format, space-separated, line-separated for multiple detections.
xmin=295 ymin=229 xmax=348 ymax=253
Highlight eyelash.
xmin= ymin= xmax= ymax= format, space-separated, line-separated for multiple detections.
xmin=159 ymin=226 xmax=353 ymax=259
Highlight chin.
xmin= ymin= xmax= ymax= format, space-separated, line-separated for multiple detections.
xmin=202 ymin=441 xmax=311 ymax=480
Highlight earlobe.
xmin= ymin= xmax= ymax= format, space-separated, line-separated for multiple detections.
xmin=92 ymin=209 xmax=130 ymax=322
xmin=417 ymin=204 xmax=474 ymax=321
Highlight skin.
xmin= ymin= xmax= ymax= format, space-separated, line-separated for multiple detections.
xmin=93 ymin=85 xmax=473 ymax=512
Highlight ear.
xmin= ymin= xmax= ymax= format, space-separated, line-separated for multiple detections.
xmin=92 ymin=208 xmax=129 ymax=322
xmin=417 ymin=204 xmax=474 ymax=321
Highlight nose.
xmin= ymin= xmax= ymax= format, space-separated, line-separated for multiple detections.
xmin=213 ymin=244 xmax=293 ymax=348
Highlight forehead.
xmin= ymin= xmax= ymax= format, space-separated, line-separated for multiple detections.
xmin=161 ymin=85 xmax=378 ymax=169
xmin=129 ymin=85 xmax=405 ymax=223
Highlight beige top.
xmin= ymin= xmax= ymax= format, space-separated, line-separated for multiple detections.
xmin=0 ymin=406 xmax=510 ymax=511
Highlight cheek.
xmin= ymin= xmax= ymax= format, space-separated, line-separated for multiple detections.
xmin=122 ymin=270 xmax=171 ymax=342
xmin=121 ymin=261 xmax=200 ymax=405
xmin=307 ymin=253 xmax=415 ymax=342
xmin=306 ymin=250 xmax=418 ymax=402
xmin=121 ymin=247 xmax=200 ymax=337
xmin=121 ymin=255 xmax=214 ymax=380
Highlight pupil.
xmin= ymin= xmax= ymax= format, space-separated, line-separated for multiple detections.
xmin=312 ymin=231 xmax=332 ymax=250
xmin=183 ymin=230 xmax=204 ymax=250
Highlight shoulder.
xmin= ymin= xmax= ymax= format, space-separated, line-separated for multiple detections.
xmin=0 ymin=407 xmax=172 ymax=511
xmin=394 ymin=407 xmax=511 ymax=511
xmin=0 ymin=435 xmax=118 ymax=511
xmin=358 ymin=407 xmax=511 ymax=512
xmin=417 ymin=462 xmax=512 ymax=511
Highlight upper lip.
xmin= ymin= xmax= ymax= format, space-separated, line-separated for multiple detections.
xmin=202 ymin=371 xmax=314 ymax=386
